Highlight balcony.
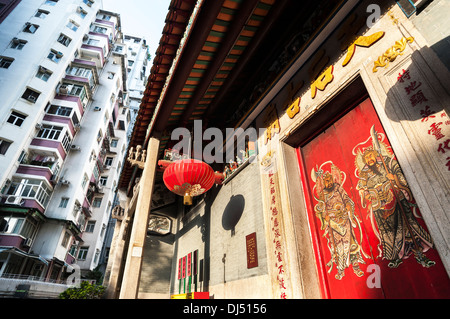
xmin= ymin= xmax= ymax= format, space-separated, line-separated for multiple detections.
xmin=18 ymin=152 xmax=60 ymax=184
xmin=55 ymin=83 xmax=90 ymax=109
xmin=1 ymin=179 xmax=52 ymax=211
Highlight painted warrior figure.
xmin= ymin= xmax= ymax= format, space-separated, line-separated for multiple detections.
xmin=354 ymin=126 xmax=435 ymax=268
xmin=312 ymin=163 xmax=368 ymax=280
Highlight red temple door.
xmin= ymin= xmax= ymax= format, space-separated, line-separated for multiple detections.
xmin=298 ymin=97 xmax=450 ymax=299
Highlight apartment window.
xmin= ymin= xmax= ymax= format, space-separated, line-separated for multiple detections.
xmin=0 ymin=216 xmax=37 ymax=239
xmin=21 ymin=88 xmax=40 ymax=103
xmin=9 ymin=38 xmax=27 ymax=50
xmin=85 ymin=221 xmax=95 ymax=232
xmin=44 ymin=0 xmax=58 ymax=5
xmin=5 ymin=179 xmax=52 ymax=208
xmin=99 ymin=14 xmax=111 ymax=20
xmin=0 ymin=56 xmax=14 ymax=69
xmin=46 ymin=104 xmax=72 ymax=117
xmin=83 ymin=0 xmax=94 ymax=7
xmin=86 ymin=38 xmax=99 ymax=46
xmin=47 ymin=49 xmax=63 ymax=63
xmin=61 ymin=231 xmax=71 ymax=248
xmin=104 ymin=157 xmax=113 ymax=166
xmin=57 ymin=33 xmax=72 ymax=47
xmin=35 ymin=9 xmax=49 ymax=18
xmin=62 ymin=132 xmax=71 ymax=152
xmin=23 ymin=23 xmax=39 ymax=34
xmin=94 ymin=249 xmax=100 ymax=263
xmin=97 ymin=129 xmax=102 ymax=144
xmin=81 ymin=173 xmax=88 ymax=189
xmin=92 ymin=197 xmax=102 ymax=208
xmin=59 ymin=197 xmax=69 ymax=208
xmin=77 ymin=7 xmax=87 ymax=18
xmin=69 ymin=244 xmax=77 ymax=256
xmin=0 ymin=138 xmax=12 ymax=155
xmin=18 ymin=150 xmax=27 ymax=163
xmin=36 ymin=66 xmax=52 ymax=81
xmin=37 ymin=124 xmax=63 ymax=140
xmin=66 ymin=20 xmax=79 ymax=32
xmin=77 ymin=246 xmax=88 ymax=260
xmin=99 ymin=176 xmax=107 ymax=186
xmin=72 ymin=201 xmax=81 ymax=217
xmin=92 ymin=25 xmax=107 ymax=34
xmin=110 ymin=139 xmax=118 ymax=148
xmin=66 ymin=66 xmax=93 ymax=81
xmin=7 ymin=111 xmax=27 ymax=127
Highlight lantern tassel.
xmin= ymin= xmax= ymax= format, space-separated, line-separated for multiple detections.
xmin=184 ymin=194 xmax=193 ymax=206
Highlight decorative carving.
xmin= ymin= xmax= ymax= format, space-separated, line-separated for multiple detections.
xmin=112 ymin=205 xmax=125 ymax=221
xmin=127 ymin=145 xmax=146 ymax=169
xmin=373 ymin=37 xmax=414 ymax=73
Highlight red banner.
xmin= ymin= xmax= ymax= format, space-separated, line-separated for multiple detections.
xmin=187 ymin=253 xmax=192 ymax=277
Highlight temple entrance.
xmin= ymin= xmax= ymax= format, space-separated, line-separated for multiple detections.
xmin=297 ymin=97 xmax=450 ymax=299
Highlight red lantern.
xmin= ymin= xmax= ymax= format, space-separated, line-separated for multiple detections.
xmin=162 ymin=159 xmax=216 ymax=205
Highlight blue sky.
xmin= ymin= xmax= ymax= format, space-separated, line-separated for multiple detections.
xmin=101 ymin=0 xmax=172 ymax=58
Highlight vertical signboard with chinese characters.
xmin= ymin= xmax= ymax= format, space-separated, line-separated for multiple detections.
xmin=246 ymin=232 xmax=258 ymax=269
xmin=260 ymin=151 xmax=291 ymax=299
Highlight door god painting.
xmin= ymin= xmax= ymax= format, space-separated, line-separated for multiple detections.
xmin=353 ymin=126 xmax=435 ymax=269
xmin=311 ymin=162 xmax=369 ymax=280
xmin=301 ymin=98 xmax=450 ymax=298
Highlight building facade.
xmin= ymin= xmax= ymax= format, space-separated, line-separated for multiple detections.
xmin=0 ymin=0 xmax=131 ymax=297
xmin=106 ymin=0 xmax=450 ymax=299
xmin=123 ymin=35 xmax=150 ymax=140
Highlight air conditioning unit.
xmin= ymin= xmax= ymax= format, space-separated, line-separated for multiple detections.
xmin=39 ymin=66 xmax=48 ymax=73
xmin=26 ymin=96 xmax=37 ymax=103
xmin=59 ymin=179 xmax=70 ymax=186
xmin=50 ymin=175 xmax=59 ymax=184
xmin=74 ymin=124 xmax=81 ymax=131
xmin=70 ymin=145 xmax=81 ymax=151
xmin=58 ymin=84 xmax=73 ymax=95
xmin=35 ymin=123 xmax=43 ymax=130
xmin=23 ymin=238 xmax=33 ymax=248
xmin=6 ymin=195 xmax=23 ymax=205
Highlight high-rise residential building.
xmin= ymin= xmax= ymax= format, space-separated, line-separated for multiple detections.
xmin=0 ymin=0 xmax=132 ymax=297
xmin=107 ymin=0 xmax=450 ymax=300
xmin=123 ymin=35 xmax=150 ymax=140
xmin=97 ymin=34 xmax=150 ymax=275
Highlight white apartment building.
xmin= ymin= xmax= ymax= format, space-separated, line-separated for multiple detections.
xmin=123 ymin=35 xmax=150 ymax=140
xmin=97 ymin=34 xmax=150 ymax=273
xmin=0 ymin=0 xmax=132 ymax=292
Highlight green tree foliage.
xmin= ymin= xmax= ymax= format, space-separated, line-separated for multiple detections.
xmin=59 ymin=281 xmax=105 ymax=299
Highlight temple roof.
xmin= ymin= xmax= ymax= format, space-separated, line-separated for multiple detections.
xmin=120 ymin=0 xmax=344 ymax=191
